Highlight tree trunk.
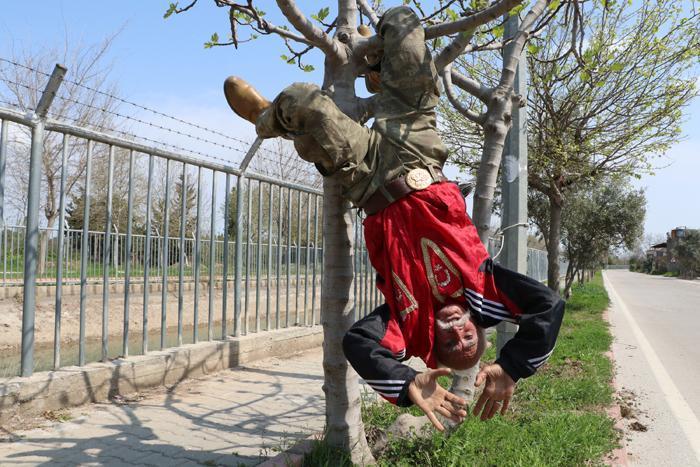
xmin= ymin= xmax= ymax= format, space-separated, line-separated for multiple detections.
xmin=320 ymin=178 xmax=374 ymax=465
xmin=546 ymin=195 xmax=562 ymax=292
xmin=316 ymin=7 xmax=373 ymax=462
xmin=563 ymin=261 xmax=575 ymax=299
xmin=472 ymin=86 xmax=513 ymax=242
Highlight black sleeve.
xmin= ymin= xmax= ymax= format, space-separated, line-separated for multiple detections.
xmin=342 ymin=304 xmax=418 ymax=407
xmin=490 ymin=262 xmax=565 ymax=382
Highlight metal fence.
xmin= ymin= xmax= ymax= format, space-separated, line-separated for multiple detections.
xmin=0 ymin=61 xmax=382 ymax=377
xmin=0 ymin=66 xmax=561 ymax=379
xmin=0 ymin=225 xmax=322 ymax=285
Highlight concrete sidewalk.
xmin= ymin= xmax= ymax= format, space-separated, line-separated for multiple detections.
xmin=0 ymin=348 xmax=326 ymax=466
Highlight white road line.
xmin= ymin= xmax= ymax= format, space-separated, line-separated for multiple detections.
xmin=604 ymin=272 xmax=700 ymax=462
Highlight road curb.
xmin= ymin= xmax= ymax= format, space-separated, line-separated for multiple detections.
xmin=602 ymin=305 xmax=630 ymax=467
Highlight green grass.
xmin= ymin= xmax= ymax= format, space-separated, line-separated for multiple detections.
xmin=335 ymin=272 xmax=618 ymax=466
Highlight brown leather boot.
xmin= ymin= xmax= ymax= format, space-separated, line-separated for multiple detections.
xmin=223 ymin=76 xmax=271 ymax=124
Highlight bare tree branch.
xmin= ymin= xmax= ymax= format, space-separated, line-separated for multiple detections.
xmin=424 ymin=0 xmax=523 ymax=39
xmin=357 ymin=0 xmax=380 ymax=27
xmin=450 ymin=69 xmax=492 ymax=103
xmin=442 ymin=65 xmax=486 ymax=124
xmin=275 ymin=0 xmax=341 ymax=59
xmin=434 ymin=30 xmax=474 ymax=70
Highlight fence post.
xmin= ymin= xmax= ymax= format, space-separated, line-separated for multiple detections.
xmin=0 ymin=120 xmax=7 ymax=228
xmin=0 ymin=120 xmax=8 ymax=285
xmin=234 ymin=137 xmax=261 ymax=337
xmin=21 ymin=64 xmax=66 ymax=377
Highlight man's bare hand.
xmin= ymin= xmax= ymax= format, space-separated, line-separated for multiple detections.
xmin=473 ymin=363 xmax=515 ymax=421
xmin=408 ymin=368 xmax=467 ymax=432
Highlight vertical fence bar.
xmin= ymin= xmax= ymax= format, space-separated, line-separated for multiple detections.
xmin=233 ymin=174 xmax=244 ymax=337
xmin=244 ymin=178 xmax=252 ymax=334
xmin=303 ymin=193 xmax=311 ymax=326
xmin=286 ymin=188 xmax=292 ymax=328
xmin=222 ymin=173 xmax=231 ymax=339
xmin=122 ymin=151 xmax=135 ymax=356
xmin=208 ymin=171 xmax=216 ymax=341
xmin=78 ymin=141 xmax=93 ymax=366
xmin=143 ymin=154 xmax=155 ymax=354
xmin=311 ymin=195 xmax=319 ymax=326
xmin=353 ymin=215 xmax=359 ymax=322
xmin=193 ymin=166 xmax=203 ymax=343
xmin=295 ymin=190 xmax=302 ymax=325
xmin=177 ymin=164 xmax=187 ymax=346
xmin=53 ymin=134 xmax=69 ymax=369
xmin=266 ymin=184 xmax=273 ymax=330
xmin=0 ymin=120 xmax=6 ymax=286
xmin=101 ymin=145 xmax=115 ymax=362
xmin=160 ymin=159 xmax=171 ymax=350
xmin=255 ymin=182 xmax=263 ymax=333
xmin=276 ymin=185 xmax=282 ymax=329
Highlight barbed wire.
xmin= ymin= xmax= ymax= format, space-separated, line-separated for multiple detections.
xmin=45 ymin=112 xmax=246 ymax=166
xmin=0 ymin=57 xmax=261 ymax=148
xmin=0 ymin=56 xmax=319 ymax=176
xmin=53 ymin=92 xmax=252 ymax=155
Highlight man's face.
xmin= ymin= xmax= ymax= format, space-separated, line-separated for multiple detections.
xmin=435 ymin=303 xmax=486 ymax=370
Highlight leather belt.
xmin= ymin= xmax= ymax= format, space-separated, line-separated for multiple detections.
xmin=362 ymin=167 xmax=448 ymax=216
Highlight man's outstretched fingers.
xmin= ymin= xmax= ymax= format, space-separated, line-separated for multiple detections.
xmin=436 ymin=405 xmax=461 ymax=422
xmin=486 ymin=400 xmax=500 ymax=420
xmin=424 ymin=408 xmax=446 ymax=432
xmin=480 ymin=399 xmax=494 ymax=421
xmin=444 ymin=391 xmax=467 ymax=408
xmin=475 ymin=369 xmax=487 ymax=387
xmin=473 ymin=391 xmax=488 ymax=417
xmin=501 ymin=398 xmax=510 ymax=415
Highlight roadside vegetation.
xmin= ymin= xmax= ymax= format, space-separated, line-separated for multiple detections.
xmin=305 ymin=272 xmax=619 ymax=466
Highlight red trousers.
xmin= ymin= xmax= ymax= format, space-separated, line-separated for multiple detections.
xmin=363 ymin=182 xmax=491 ymax=367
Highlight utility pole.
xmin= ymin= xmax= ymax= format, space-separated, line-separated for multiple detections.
xmin=496 ymin=14 xmax=528 ymax=357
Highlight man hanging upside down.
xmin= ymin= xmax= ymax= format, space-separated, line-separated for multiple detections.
xmin=223 ymin=6 xmax=564 ymax=431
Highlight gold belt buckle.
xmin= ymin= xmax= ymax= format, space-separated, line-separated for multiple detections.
xmin=405 ymin=168 xmax=433 ymax=190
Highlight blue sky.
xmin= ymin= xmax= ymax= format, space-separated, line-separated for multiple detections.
xmin=0 ymin=0 xmax=697 ymax=238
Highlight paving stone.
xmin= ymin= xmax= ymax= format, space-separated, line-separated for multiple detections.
xmin=0 ymin=348 xmax=325 ymax=466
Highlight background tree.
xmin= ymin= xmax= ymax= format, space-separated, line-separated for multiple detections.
xmin=531 ymin=178 xmax=646 ymax=297
xmin=671 ymin=230 xmax=700 ymax=279
xmin=0 ymin=33 xmax=125 ymax=274
xmin=444 ymin=0 xmax=699 ymax=290
xmin=171 ymin=0 xmax=554 ymax=460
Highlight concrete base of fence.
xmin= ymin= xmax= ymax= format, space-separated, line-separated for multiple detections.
xmin=0 ymin=325 xmax=323 ymax=427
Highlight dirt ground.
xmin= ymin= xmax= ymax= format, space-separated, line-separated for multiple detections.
xmin=0 ymin=279 xmax=326 ymax=353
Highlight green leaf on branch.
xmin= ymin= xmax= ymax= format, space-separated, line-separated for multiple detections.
xmin=164 ymin=2 xmax=177 ymax=19
xmin=610 ymin=63 xmax=624 ymax=72
xmin=203 ymin=32 xmax=219 ymax=49
xmin=527 ymin=43 xmax=541 ymax=55
xmin=303 ymin=64 xmax=315 ymax=72
xmin=510 ymin=4 xmax=525 ymax=16
xmin=548 ymin=0 xmax=561 ymax=11
xmin=492 ymin=25 xmax=504 ymax=39
xmin=311 ymin=7 xmax=330 ymax=22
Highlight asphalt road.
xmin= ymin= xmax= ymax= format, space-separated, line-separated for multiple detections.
xmin=604 ymin=270 xmax=700 ymax=466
